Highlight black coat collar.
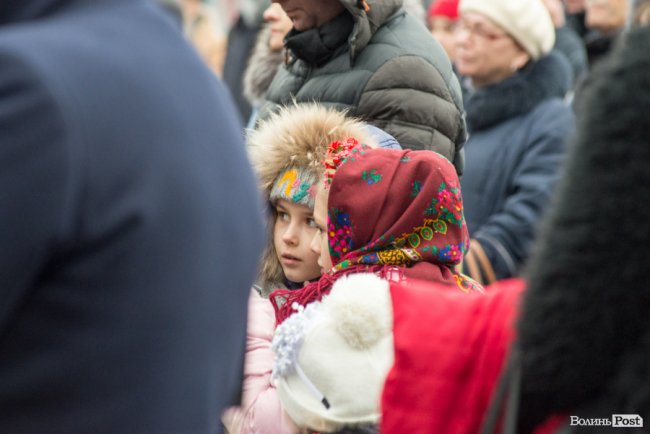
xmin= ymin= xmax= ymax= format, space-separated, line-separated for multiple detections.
xmin=284 ymin=12 xmax=354 ymax=67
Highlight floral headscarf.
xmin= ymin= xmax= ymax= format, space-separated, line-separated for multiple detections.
xmin=271 ymin=141 xmax=482 ymax=324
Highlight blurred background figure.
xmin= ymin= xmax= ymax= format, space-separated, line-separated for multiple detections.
xmin=583 ymin=0 xmax=629 ymax=66
xmin=181 ymin=0 xmax=229 ymax=76
xmin=564 ymin=0 xmax=589 ymax=36
xmin=242 ymin=3 xmax=292 ymax=128
xmin=633 ymin=0 xmax=650 ymax=25
xmin=455 ymin=0 xmax=575 ymax=284
xmin=0 ymin=0 xmax=264 ymax=432
xmin=257 ymin=0 xmax=467 ymax=174
xmin=223 ymin=0 xmax=270 ymax=123
xmin=543 ymin=0 xmax=588 ymax=89
xmin=427 ymin=0 xmax=460 ymax=62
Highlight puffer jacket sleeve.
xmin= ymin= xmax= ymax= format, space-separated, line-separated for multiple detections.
xmin=355 ymin=55 xmax=466 ymax=174
xmin=471 ymin=101 xmax=575 ymax=280
xmin=222 ymin=290 xmax=297 ymax=434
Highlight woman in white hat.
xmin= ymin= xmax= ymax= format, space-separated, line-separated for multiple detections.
xmin=455 ymin=0 xmax=576 ymax=287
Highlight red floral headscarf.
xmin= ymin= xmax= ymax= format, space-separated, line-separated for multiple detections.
xmin=271 ymin=141 xmax=482 ymax=324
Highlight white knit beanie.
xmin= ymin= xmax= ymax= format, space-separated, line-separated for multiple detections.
xmin=459 ymin=0 xmax=556 ymax=60
xmin=272 ymin=273 xmax=394 ymax=432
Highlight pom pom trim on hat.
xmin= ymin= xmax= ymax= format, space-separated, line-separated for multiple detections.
xmin=325 ymin=273 xmax=393 ymax=350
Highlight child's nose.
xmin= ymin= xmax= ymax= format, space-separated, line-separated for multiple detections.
xmin=282 ymin=223 xmax=299 ymax=245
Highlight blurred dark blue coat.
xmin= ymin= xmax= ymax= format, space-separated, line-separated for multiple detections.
xmin=460 ymin=52 xmax=575 ymax=280
xmin=0 ymin=0 xmax=264 ymax=432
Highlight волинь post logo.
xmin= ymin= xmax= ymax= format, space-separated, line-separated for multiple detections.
xmin=569 ymin=415 xmax=643 ymax=428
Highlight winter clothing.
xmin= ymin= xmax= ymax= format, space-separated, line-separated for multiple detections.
xmin=584 ymin=29 xmax=621 ymax=67
xmin=272 ymin=274 xmax=393 ymax=432
xmin=221 ymin=290 xmax=298 ymax=434
xmin=382 ymin=277 xmax=523 ymax=434
xmin=516 ymin=25 xmax=650 ymax=433
xmin=257 ymin=0 xmax=467 ymax=175
xmin=461 ymin=52 xmax=574 ymax=282
xmin=223 ymin=105 xmax=380 ymax=434
xmin=0 ymin=0 xmax=264 ymax=432
xmin=428 ymin=0 xmax=459 ymax=20
xmin=223 ymin=6 xmax=266 ymax=123
xmin=249 ymin=104 xmax=378 ymax=297
xmin=183 ymin=1 xmax=227 ymax=77
xmin=242 ymin=24 xmax=283 ymax=128
xmin=271 ymin=145 xmax=483 ymax=325
xmin=269 ymin=167 xmax=319 ymax=209
xmin=553 ymin=26 xmax=588 ymax=87
xmin=459 ymin=0 xmax=555 ymax=60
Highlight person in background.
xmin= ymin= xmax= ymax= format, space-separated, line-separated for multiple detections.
xmin=583 ymin=0 xmax=629 ymax=66
xmin=633 ymin=0 xmax=650 ymax=25
xmin=383 ymin=24 xmax=650 ymax=434
xmin=244 ymin=0 xmax=427 ymax=130
xmin=455 ymin=0 xmax=574 ymax=284
xmin=223 ymin=0 xmax=270 ymax=123
xmin=242 ymin=3 xmax=293 ymax=129
xmin=427 ymin=0 xmax=460 ymax=62
xmin=181 ymin=0 xmax=229 ymax=76
xmin=0 ymin=0 xmax=264 ymax=432
xmin=258 ymin=0 xmax=467 ymax=175
xmin=543 ymin=0 xmax=589 ymax=88
xmin=565 ymin=0 xmax=589 ymax=36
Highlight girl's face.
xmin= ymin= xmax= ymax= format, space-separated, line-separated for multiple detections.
xmin=310 ymin=184 xmax=333 ymax=274
xmin=273 ymin=199 xmax=321 ymax=284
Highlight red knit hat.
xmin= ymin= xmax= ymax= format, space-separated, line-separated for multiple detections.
xmin=427 ymin=0 xmax=459 ymax=20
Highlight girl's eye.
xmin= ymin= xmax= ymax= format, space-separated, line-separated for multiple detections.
xmin=307 ymin=218 xmax=317 ymax=228
xmin=277 ymin=212 xmax=289 ymax=222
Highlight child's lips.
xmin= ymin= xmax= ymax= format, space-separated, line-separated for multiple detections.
xmin=281 ymin=254 xmax=301 ymax=266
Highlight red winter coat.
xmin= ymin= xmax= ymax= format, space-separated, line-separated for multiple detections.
xmin=382 ymin=278 xmax=563 ymax=434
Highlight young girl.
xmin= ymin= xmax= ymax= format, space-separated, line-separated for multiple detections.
xmin=222 ymin=104 xmax=379 ymax=434
xmin=271 ymin=140 xmax=483 ymax=325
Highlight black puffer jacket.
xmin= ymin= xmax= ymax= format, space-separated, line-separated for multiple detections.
xmin=257 ymin=0 xmax=466 ymax=174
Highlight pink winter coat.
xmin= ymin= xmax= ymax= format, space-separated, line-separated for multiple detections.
xmin=222 ymin=290 xmax=297 ymax=434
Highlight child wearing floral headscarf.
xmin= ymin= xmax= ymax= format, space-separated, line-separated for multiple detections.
xmin=223 ymin=104 xmax=404 ymax=434
xmin=271 ymin=139 xmax=483 ymax=325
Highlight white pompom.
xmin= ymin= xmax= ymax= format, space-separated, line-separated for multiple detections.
xmin=325 ymin=273 xmax=392 ymax=349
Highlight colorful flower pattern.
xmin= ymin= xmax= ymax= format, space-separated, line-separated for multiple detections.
xmin=328 ymin=208 xmax=354 ymax=260
xmin=425 ymin=181 xmax=464 ymax=227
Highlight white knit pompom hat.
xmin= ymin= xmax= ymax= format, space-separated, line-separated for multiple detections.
xmin=272 ymin=273 xmax=394 ymax=432
xmin=459 ymin=0 xmax=556 ymax=60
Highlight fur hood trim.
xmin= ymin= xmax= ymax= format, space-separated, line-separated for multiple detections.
xmin=243 ymin=24 xmax=284 ymax=105
xmin=248 ymin=104 xmax=377 ymax=296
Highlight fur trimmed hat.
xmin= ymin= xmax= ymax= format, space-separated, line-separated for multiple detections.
xmin=248 ymin=104 xmax=378 ymax=295
xmin=272 ymin=273 xmax=394 ymax=431
xmin=459 ymin=0 xmax=555 ymax=60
